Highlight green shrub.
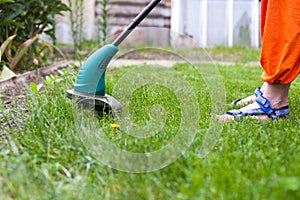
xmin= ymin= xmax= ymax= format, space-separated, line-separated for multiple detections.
xmin=0 ymin=0 xmax=69 ymax=70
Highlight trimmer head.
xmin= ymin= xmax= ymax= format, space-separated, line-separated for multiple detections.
xmin=67 ymin=89 xmax=122 ymax=115
xmin=66 ymin=44 xmax=120 ymax=115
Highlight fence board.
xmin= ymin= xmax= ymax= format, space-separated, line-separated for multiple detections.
xmin=96 ymin=0 xmax=171 ymax=28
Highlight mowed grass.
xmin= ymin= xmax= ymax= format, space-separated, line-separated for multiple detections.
xmin=0 ymin=60 xmax=300 ymax=199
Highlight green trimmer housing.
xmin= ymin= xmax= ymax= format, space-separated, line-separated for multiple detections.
xmin=67 ymin=0 xmax=161 ymax=114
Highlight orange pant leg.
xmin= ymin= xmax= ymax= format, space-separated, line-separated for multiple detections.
xmin=260 ymin=0 xmax=300 ymax=84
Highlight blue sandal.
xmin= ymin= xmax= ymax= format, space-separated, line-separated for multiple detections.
xmin=229 ymin=98 xmax=243 ymax=107
xmin=227 ymin=87 xmax=290 ymax=120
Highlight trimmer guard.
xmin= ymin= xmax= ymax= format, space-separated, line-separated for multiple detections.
xmin=67 ymin=89 xmax=122 ymax=114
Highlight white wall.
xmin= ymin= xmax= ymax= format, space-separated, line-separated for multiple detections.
xmin=171 ymin=0 xmax=260 ymax=47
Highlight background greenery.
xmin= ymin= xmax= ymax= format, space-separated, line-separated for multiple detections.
xmin=0 ymin=0 xmax=69 ymax=71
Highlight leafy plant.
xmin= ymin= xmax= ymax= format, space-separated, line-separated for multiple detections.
xmin=0 ymin=0 xmax=69 ymax=70
xmin=0 ymin=0 xmax=69 ymax=43
xmin=0 ymin=34 xmax=52 ymax=72
xmin=0 ymin=34 xmax=16 ymax=63
xmin=9 ymin=35 xmax=39 ymax=70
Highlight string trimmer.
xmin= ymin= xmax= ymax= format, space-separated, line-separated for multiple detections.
xmin=67 ymin=0 xmax=162 ymax=114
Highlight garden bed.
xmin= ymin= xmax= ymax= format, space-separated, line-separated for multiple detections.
xmin=0 ymin=61 xmax=70 ymax=102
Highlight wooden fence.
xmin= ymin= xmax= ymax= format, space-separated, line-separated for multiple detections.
xmin=95 ymin=0 xmax=171 ymax=28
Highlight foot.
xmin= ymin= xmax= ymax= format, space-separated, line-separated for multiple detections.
xmin=220 ymin=83 xmax=290 ymax=121
xmin=232 ymin=82 xmax=268 ymax=106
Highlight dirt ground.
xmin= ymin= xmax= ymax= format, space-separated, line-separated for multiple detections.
xmin=0 ymin=61 xmax=70 ymax=131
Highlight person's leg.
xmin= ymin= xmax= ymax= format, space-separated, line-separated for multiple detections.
xmin=222 ymin=0 xmax=299 ymax=121
xmin=235 ymin=83 xmax=290 ymax=121
xmin=221 ymin=82 xmax=290 ymax=121
xmin=236 ymin=0 xmax=300 ymax=106
xmin=260 ymin=0 xmax=300 ymax=84
xmin=260 ymin=83 xmax=290 ymax=109
xmin=234 ymin=82 xmax=267 ymax=106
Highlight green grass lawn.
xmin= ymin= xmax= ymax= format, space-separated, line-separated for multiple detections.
xmin=1 ymin=59 xmax=300 ymax=199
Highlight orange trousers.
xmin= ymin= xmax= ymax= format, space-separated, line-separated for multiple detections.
xmin=260 ymin=0 xmax=300 ymax=84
